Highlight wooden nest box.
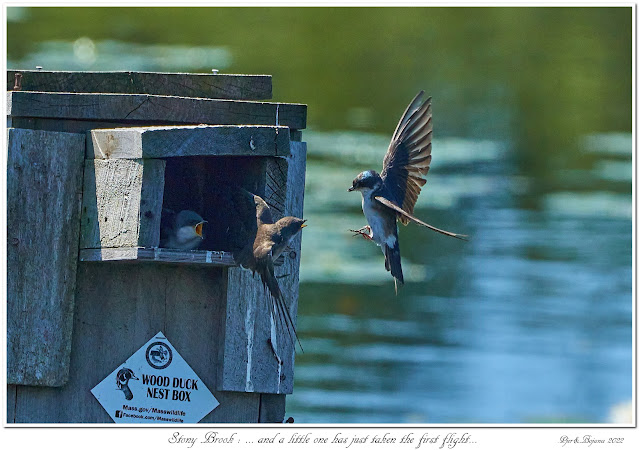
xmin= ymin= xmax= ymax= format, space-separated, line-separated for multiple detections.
xmin=7 ymin=70 xmax=307 ymax=423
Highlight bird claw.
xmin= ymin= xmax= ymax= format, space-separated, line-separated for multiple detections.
xmin=349 ymin=226 xmax=373 ymax=241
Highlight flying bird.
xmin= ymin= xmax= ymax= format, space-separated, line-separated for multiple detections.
xmin=348 ymin=91 xmax=467 ymax=290
xmin=229 ymin=189 xmax=307 ymax=353
xmin=160 ymin=209 xmax=207 ymax=250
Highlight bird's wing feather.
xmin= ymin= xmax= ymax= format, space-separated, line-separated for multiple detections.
xmin=231 ymin=188 xmax=302 ymax=350
xmin=233 ymin=245 xmax=256 ymax=270
xmin=374 ymin=195 xmax=468 ymax=240
xmin=254 ymin=194 xmax=274 ymax=226
xmin=380 ymin=91 xmax=432 ymax=225
xmin=230 ymin=189 xmax=275 ymax=266
xmin=239 ymin=188 xmax=274 ymax=225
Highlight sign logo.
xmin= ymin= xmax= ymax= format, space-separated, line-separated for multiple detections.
xmin=91 ymin=332 xmax=219 ymax=423
xmin=146 ymin=342 xmax=172 ymax=369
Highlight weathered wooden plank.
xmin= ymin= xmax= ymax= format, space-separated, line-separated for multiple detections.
xmin=274 ymin=141 xmax=307 ymax=391
xmin=7 ymin=91 xmax=307 ymax=130
xmin=9 ymin=117 xmax=195 ymax=134
xmin=259 ymin=394 xmax=286 ymax=423
xmin=262 ymin=156 xmax=297 ymax=394
xmin=285 ymin=142 xmax=308 ymax=217
xmin=264 ymin=157 xmax=289 ymax=219
xmin=13 ymin=264 xmax=171 ymax=422
xmin=79 ymin=247 xmax=236 ymax=266
xmin=290 ymin=129 xmax=303 ymax=142
xmin=218 ymin=157 xmax=293 ymax=395
xmin=7 ymin=128 xmax=85 ymax=387
xmin=11 ymin=264 xmax=261 ymax=423
xmin=7 ymin=385 xmax=17 ymax=423
xmin=88 ymin=125 xmax=290 ymax=159
xmin=163 ymin=265 xmax=259 ymax=423
xmin=79 ymin=158 xmax=165 ymax=249
xmin=257 ymin=144 xmax=306 ymax=394
xmin=219 ymin=144 xmax=306 ymax=395
xmin=221 ymin=267 xmax=280 ymax=393
xmin=8 ymin=70 xmax=273 ymax=100
xmin=205 ymin=392 xmax=260 ymax=423
xmin=164 ymin=264 xmax=225 ymax=422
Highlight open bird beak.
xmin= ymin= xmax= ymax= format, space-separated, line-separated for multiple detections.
xmin=195 ymin=221 xmax=206 ymax=238
xmin=300 ymin=220 xmax=308 ymax=228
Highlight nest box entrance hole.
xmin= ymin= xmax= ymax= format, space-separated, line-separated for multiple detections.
xmin=161 ymin=156 xmax=269 ymax=252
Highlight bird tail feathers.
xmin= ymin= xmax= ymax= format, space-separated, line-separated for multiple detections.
xmin=261 ymin=266 xmax=303 ymax=352
xmin=384 ymin=244 xmax=404 ymax=292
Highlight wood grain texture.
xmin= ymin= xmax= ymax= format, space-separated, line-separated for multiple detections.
xmin=264 ymin=157 xmax=289 ymax=219
xmin=12 ymin=263 xmax=167 ymax=423
xmin=7 ymin=128 xmax=85 ymax=387
xmin=7 ymin=70 xmax=308 ymax=422
xmin=7 ymin=70 xmax=273 ymax=100
xmin=218 ymin=143 xmax=307 ymax=396
xmin=280 ymin=142 xmax=307 ymax=313
xmin=218 ymin=158 xmax=293 ymax=395
xmin=79 ymin=158 xmax=165 ymax=249
xmin=79 ymin=247 xmax=236 ymax=266
xmin=9 ymin=117 xmax=196 ymax=135
xmin=259 ymin=393 xmax=286 ymax=423
xmin=12 ymin=263 xmax=260 ymax=423
xmin=7 ymin=91 xmax=307 ymax=130
xmin=221 ymin=268 xmax=269 ymax=393
xmin=290 ymin=129 xmax=303 ymax=142
xmin=164 ymin=265 xmax=260 ymax=423
xmin=88 ymin=125 xmax=290 ymax=159
xmin=138 ymin=160 xmax=166 ymax=247
xmin=7 ymin=385 xmax=17 ymax=423
xmin=205 ymin=391 xmax=260 ymax=423
xmin=273 ymin=141 xmax=307 ymax=397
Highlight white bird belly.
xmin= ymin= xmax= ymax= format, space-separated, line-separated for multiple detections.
xmin=362 ymin=194 xmax=386 ymax=248
xmin=170 ymin=226 xmax=202 ymax=250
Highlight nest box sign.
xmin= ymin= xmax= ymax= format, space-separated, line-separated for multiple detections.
xmin=91 ymin=332 xmax=219 ymax=423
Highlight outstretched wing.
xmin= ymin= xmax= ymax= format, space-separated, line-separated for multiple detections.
xmin=251 ymin=192 xmax=274 ymax=226
xmin=374 ymin=195 xmax=468 ymax=241
xmin=380 ymin=91 xmax=432 ymax=225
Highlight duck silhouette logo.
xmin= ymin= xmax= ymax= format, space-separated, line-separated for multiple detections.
xmin=145 ymin=341 xmax=173 ymax=370
xmin=116 ymin=368 xmax=138 ymax=401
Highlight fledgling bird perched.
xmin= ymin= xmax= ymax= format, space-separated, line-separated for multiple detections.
xmin=348 ymin=91 xmax=468 ymax=291
xmin=160 ymin=209 xmax=207 ymax=250
xmin=230 ymin=189 xmax=307 ymax=352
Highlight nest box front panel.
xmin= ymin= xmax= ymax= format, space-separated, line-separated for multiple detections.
xmin=80 ymin=158 xmax=166 ymax=249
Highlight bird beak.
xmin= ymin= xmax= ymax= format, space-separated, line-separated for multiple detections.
xmin=347 ymin=186 xmax=355 ymax=192
xmin=300 ymin=220 xmax=308 ymax=229
xmin=195 ymin=221 xmax=206 ymax=237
